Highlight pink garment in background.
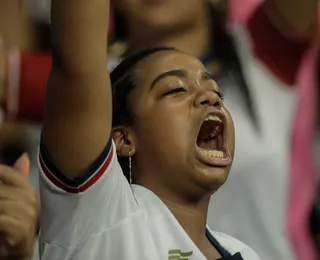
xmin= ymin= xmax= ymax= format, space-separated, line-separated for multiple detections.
xmin=288 ymin=26 xmax=319 ymax=260
xmin=227 ymin=0 xmax=319 ymax=259
xmin=227 ymin=0 xmax=262 ymax=28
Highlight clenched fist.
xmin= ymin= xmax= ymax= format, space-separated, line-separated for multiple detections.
xmin=0 ymin=153 xmax=39 ymax=260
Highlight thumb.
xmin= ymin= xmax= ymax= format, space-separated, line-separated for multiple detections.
xmin=13 ymin=153 xmax=30 ymax=180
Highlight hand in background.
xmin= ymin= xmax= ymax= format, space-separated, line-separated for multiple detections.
xmin=0 ymin=154 xmax=39 ymax=260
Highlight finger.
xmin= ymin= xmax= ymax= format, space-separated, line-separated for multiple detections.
xmin=13 ymin=153 xmax=30 ymax=181
xmin=0 ymin=200 xmax=37 ymax=222
xmin=0 ymin=215 xmax=24 ymax=247
xmin=0 ymin=164 xmax=29 ymax=188
xmin=0 ymin=186 xmax=31 ymax=201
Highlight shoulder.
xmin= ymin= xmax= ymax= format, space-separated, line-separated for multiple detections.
xmin=209 ymin=229 xmax=261 ymax=260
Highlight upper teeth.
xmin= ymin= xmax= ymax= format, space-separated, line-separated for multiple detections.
xmin=204 ymin=115 xmax=222 ymax=122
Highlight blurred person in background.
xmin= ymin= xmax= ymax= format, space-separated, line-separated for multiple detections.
xmin=0 ymin=0 xmax=51 ymax=190
xmin=0 ymin=0 xmax=319 ymax=259
xmin=0 ymin=3 xmax=46 ymax=258
xmin=0 ymin=0 xmax=35 ymax=169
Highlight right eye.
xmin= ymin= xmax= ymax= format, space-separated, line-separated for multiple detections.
xmin=162 ymin=87 xmax=186 ymax=96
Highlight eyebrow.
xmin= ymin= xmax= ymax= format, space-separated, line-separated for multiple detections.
xmin=202 ymin=71 xmax=215 ymax=81
xmin=150 ymin=69 xmax=187 ymax=90
xmin=150 ymin=69 xmax=216 ymax=90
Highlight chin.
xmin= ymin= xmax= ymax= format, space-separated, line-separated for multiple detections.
xmin=194 ymin=165 xmax=230 ymax=193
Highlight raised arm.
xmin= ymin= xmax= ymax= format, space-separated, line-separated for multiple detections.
xmin=42 ymin=0 xmax=111 ymax=177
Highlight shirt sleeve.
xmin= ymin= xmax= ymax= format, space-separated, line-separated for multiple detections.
xmin=38 ymin=136 xmax=138 ymax=258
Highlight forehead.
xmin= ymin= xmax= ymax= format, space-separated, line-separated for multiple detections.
xmin=135 ymin=51 xmax=207 ymax=85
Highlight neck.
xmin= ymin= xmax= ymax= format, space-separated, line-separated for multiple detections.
xmin=127 ymin=12 xmax=212 ymax=59
xmin=134 ymin=163 xmax=212 ymax=245
xmin=134 ymin=165 xmax=213 ymax=248
xmin=158 ymin=193 xmax=211 ymax=245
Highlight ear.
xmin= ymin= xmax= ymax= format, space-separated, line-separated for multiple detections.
xmin=112 ymin=126 xmax=136 ymax=157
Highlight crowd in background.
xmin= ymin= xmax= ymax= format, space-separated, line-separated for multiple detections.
xmin=0 ymin=0 xmax=319 ymax=259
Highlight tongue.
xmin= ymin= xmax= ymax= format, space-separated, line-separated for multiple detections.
xmin=198 ymin=139 xmax=218 ymax=150
xmin=197 ymin=121 xmax=219 ymax=150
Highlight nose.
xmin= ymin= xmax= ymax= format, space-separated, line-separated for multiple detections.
xmin=193 ymin=89 xmax=222 ymax=109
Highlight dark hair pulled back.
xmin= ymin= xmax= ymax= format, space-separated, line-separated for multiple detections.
xmin=110 ymin=46 xmax=177 ymax=178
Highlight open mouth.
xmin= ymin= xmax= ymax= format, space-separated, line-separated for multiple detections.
xmin=196 ymin=113 xmax=231 ymax=166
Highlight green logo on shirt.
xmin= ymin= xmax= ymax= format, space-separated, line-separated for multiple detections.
xmin=168 ymin=249 xmax=193 ymax=260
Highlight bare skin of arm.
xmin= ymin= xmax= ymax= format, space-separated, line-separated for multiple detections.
xmin=42 ymin=0 xmax=111 ymax=178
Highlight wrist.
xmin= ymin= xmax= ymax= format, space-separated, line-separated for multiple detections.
xmin=8 ymin=255 xmax=33 ymax=260
xmin=7 ymin=234 xmax=37 ymax=260
xmin=7 ymin=253 xmax=34 ymax=260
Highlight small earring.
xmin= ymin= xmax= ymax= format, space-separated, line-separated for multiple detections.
xmin=128 ymin=150 xmax=132 ymax=184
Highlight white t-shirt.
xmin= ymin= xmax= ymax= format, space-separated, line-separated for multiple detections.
xmin=38 ymin=138 xmax=260 ymax=260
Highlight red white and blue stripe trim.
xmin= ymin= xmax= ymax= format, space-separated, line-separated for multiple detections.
xmin=39 ymin=137 xmax=114 ymax=193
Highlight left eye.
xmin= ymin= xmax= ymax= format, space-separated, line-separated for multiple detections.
xmin=162 ymin=87 xmax=186 ymax=96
